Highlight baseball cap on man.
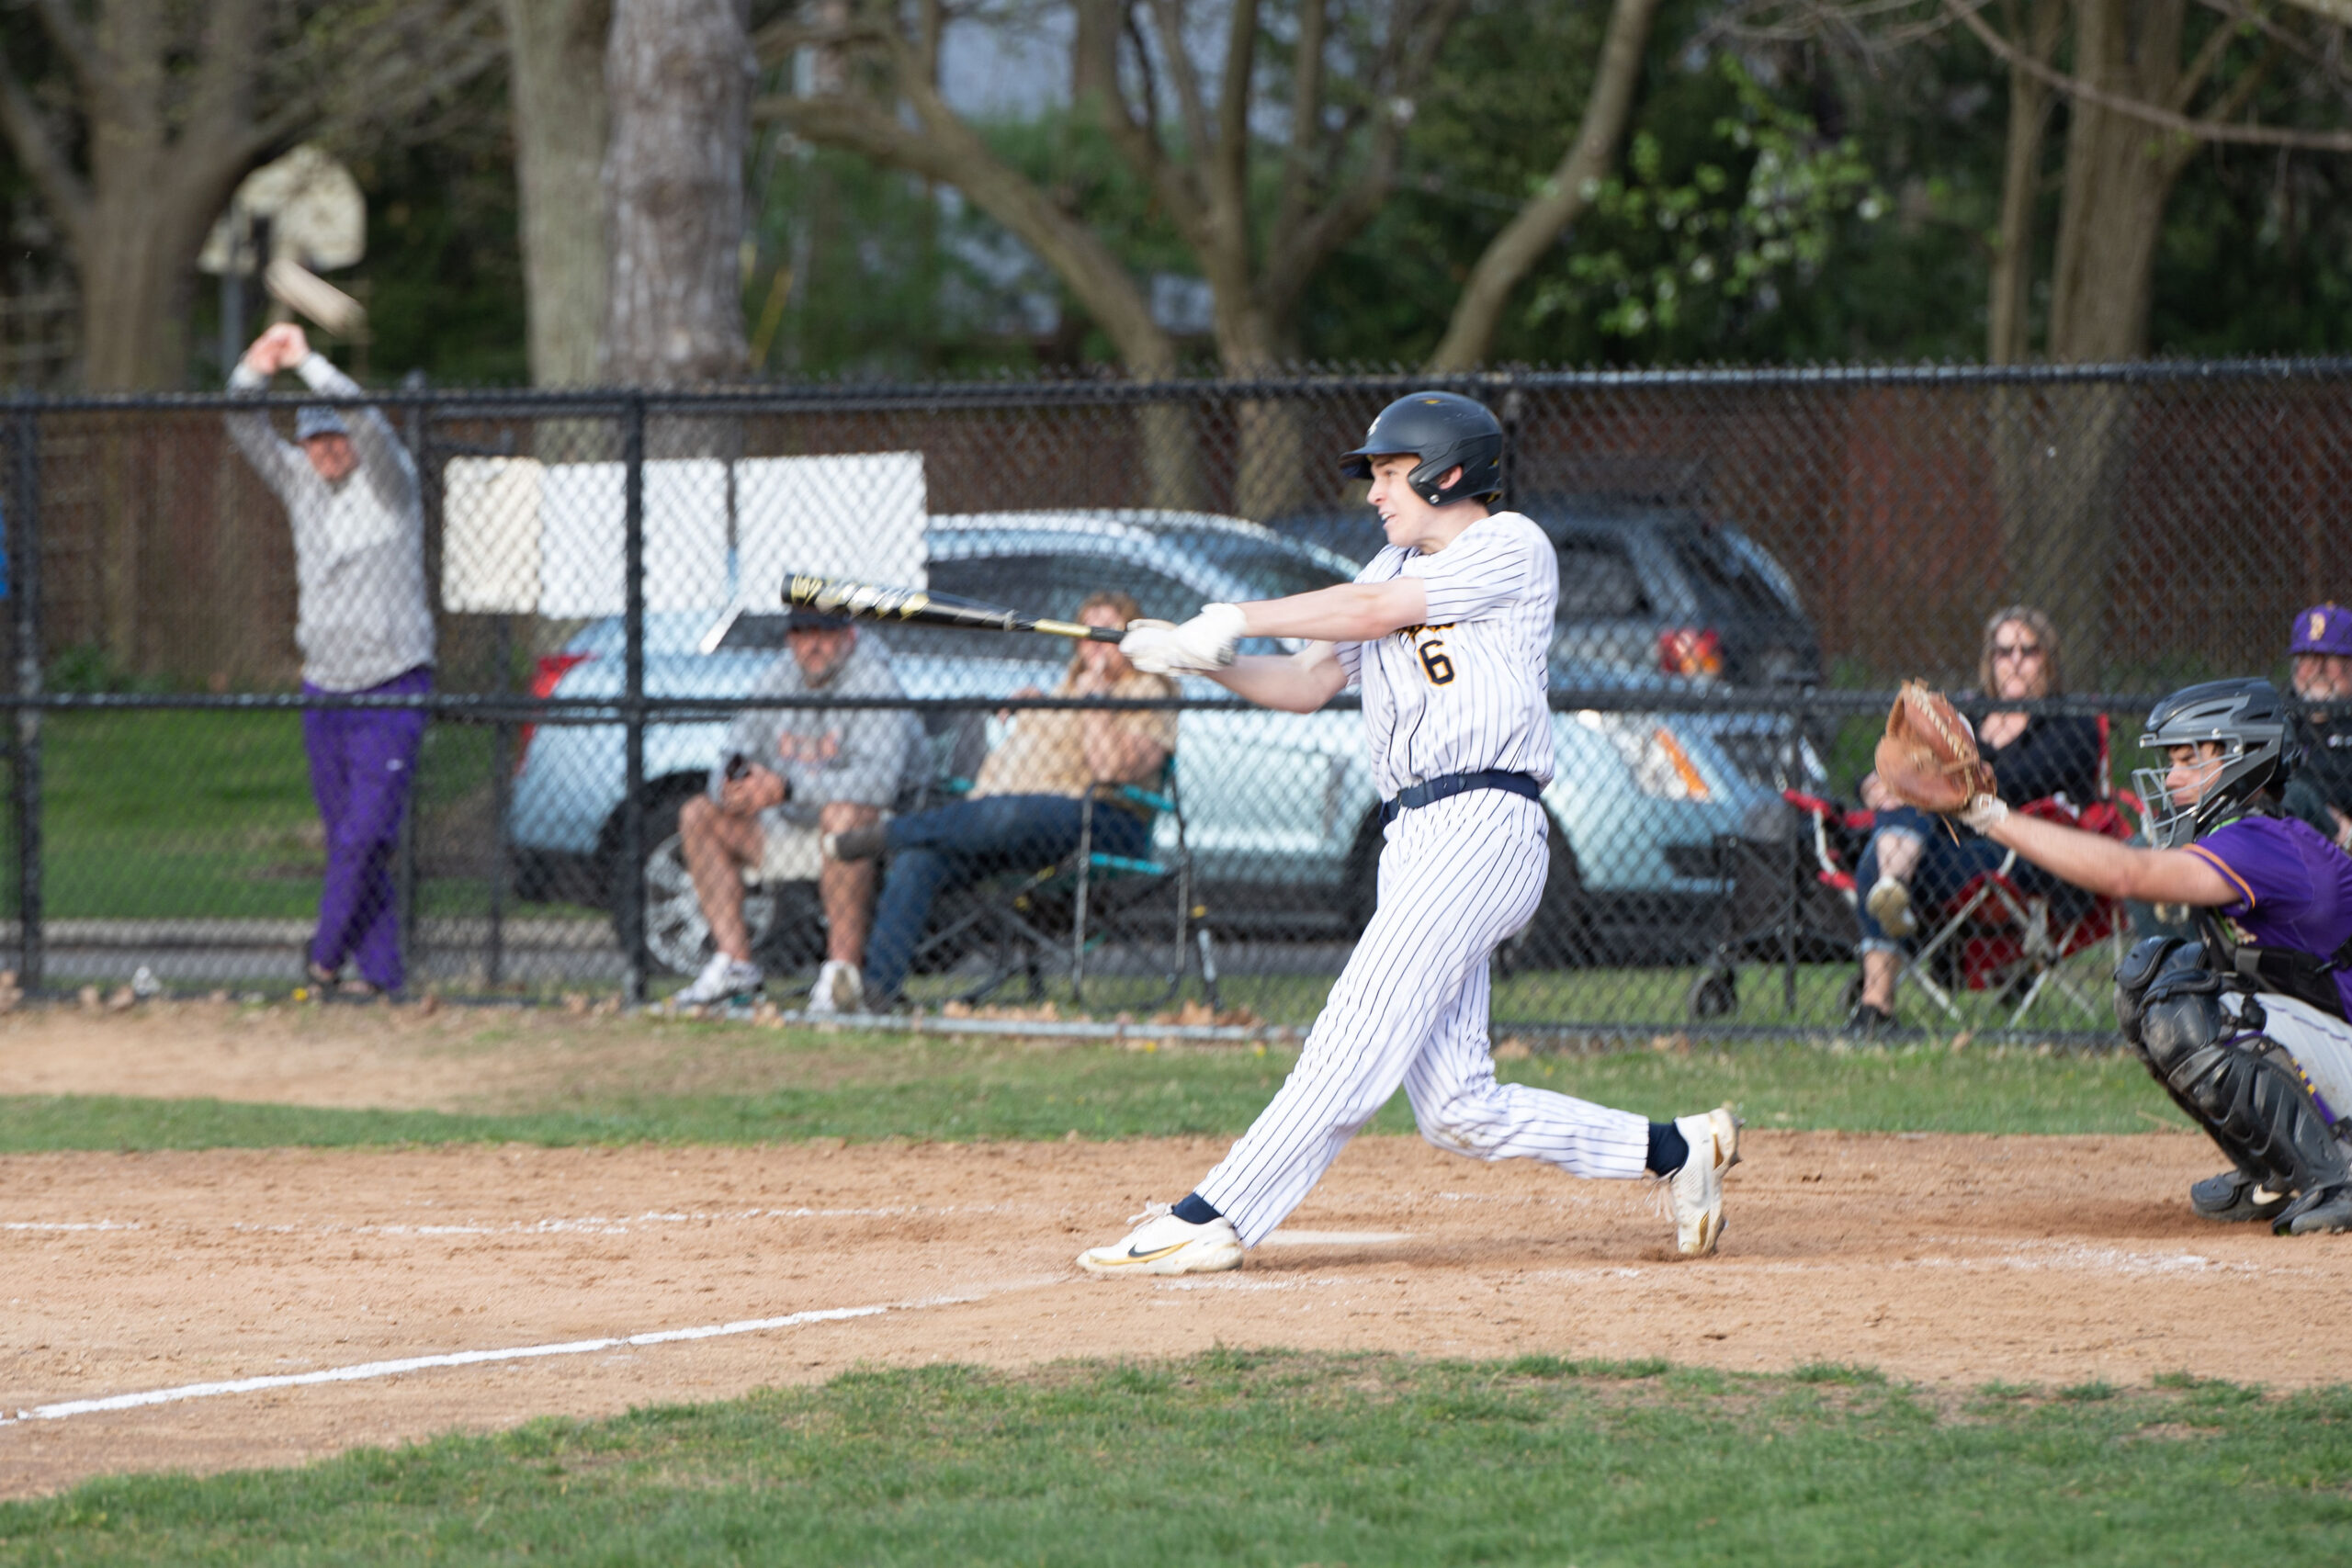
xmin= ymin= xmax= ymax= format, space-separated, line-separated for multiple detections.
xmin=2290 ymin=603 xmax=2352 ymax=658
xmin=294 ymin=405 xmax=349 ymax=441
xmin=784 ymin=606 xmax=852 ymax=632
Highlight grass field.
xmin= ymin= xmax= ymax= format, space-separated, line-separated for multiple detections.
xmin=33 ymin=711 xmax=512 ymax=921
xmin=6 ymin=1350 xmax=2347 ymax=1565
xmin=0 ymin=1027 xmax=2183 ymax=1152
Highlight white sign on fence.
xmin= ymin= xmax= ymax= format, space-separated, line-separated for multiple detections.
xmin=440 ymin=452 xmax=922 ymax=616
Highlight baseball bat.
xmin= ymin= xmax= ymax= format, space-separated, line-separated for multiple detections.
xmin=785 ymin=572 xmax=1126 ymax=642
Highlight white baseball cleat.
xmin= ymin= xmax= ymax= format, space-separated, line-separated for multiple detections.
xmin=808 ymin=959 xmax=863 ymax=1015
xmin=1078 ymin=1208 xmax=1244 ymax=1277
xmin=673 ymin=953 xmax=763 ymax=1008
xmin=1666 ymin=1105 xmax=1742 ymax=1257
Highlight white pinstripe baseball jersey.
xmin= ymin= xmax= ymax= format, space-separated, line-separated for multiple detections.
xmin=1335 ymin=511 xmax=1556 ymax=797
xmin=1184 ymin=506 xmax=1653 ymax=1250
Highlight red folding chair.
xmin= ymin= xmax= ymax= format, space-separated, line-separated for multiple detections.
xmin=1785 ymin=716 xmax=2143 ymax=1027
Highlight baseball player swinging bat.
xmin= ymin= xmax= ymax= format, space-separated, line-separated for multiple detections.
xmin=785 ymin=572 xmax=1125 ymax=642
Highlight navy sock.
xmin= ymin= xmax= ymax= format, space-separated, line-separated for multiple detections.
xmin=1645 ymin=1122 xmax=1689 ymax=1177
xmin=1170 ymin=1192 xmax=1222 ymax=1224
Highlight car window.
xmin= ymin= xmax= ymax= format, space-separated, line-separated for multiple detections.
xmin=1158 ymin=534 xmax=1351 ymax=598
xmin=1555 ymin=540 xmax=1650 ymax=619
xmin=929 ymin=555 xmax=1202 ymax=623
xmin=1669 ymin=526 xmax=1802 ymax=620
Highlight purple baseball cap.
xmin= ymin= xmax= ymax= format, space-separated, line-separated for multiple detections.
xmin=2290 ymin=603 xmax=2352 ymax=657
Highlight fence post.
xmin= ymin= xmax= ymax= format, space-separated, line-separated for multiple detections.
xmin=10 ymin=400 xmax=39 ymax=995
xmin=620 ymin=394 xmax=649 ymax=1004
xmin=489 ymin=610 xmax=513 ymax=988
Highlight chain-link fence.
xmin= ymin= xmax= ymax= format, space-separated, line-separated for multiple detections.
xmin=4 ymin=362 xmax=2348 ymax=1038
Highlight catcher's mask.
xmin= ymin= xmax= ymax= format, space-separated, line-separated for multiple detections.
xmin=2135 ymin=678 xmax=2301 ymax=849
xmin=1339 ymin=390 xmax=1505 ymax=507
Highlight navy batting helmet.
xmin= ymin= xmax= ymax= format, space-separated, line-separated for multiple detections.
xmin=1339 ymin=390 xmax=1504 ymax=506
xmin=2135 ymin=677 xmax=2303 ymax=848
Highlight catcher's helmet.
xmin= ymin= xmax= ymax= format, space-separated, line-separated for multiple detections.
xmin=1340 ymin=390 xmax=1504 ymax=506
xmin=2135 ymin=678 xmax=2302 ymax=849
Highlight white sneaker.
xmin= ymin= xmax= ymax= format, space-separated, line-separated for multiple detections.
xmin=673 ymin=953 xmax=763 ymax=1008
xmin=1865 ymin=876 xmax=1916 ymax=938
xmin=1666 ymin=1106 xmax=1742 ymax=1258
xmin=808 ymin=959 xmax=864 ymax=1015
xmin=1077 ymin=1207 xmax=1244 ymax=1277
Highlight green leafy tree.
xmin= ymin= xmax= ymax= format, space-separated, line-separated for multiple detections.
xmin=1530 ymin=57 xmax=1883 ymax=344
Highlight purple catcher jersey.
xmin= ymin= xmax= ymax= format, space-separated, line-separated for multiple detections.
xmin=2187 ymin=814 xmax=2352 ymax=1016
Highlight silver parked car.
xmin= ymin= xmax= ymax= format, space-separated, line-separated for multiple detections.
xmin=509 ymin=510 xmax=1823 ymax=973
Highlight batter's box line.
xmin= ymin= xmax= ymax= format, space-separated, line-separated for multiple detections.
xmin=0 ymin=1273 xmax=1068 ymax=1430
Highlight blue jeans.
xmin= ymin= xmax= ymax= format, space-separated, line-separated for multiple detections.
xmin=863 ymin=794 xmax=1151 ymax=998
xmin=1853 ymin=803 xmax=2063 ymax=953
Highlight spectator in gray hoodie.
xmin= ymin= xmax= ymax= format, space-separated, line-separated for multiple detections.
xmin=226 ymin=322 xmax=435 ymax=996
xmin=670 ymin=606 xmax=924 ymax=1011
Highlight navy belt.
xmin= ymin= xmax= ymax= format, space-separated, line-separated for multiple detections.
xmin=1380 ymin=769 xmax=1544 ymax=826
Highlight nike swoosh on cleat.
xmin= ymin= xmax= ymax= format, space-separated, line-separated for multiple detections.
xmin=1121 ymin=1242 xmax=1190 ymax=1262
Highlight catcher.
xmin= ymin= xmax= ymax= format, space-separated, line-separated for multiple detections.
xmin=1877 ymin=676 xmax=2352 ymax=1235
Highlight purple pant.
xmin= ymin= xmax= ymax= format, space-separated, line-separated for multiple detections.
xmin=302 ymin=667 xmax=431 ymax=989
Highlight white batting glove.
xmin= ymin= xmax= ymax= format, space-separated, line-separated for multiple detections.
xmin=1121 ymin=604 xmax=1245 ymax=674
xmin=1959 ymin=794 xmax=2008 ymax=832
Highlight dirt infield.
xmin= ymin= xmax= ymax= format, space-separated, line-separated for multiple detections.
xmin=7 ymin=1127 xmax=2350 ymax=1499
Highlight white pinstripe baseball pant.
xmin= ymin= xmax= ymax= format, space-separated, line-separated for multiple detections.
xmin=1195 ymin=789 xmax=1652 ymax=1247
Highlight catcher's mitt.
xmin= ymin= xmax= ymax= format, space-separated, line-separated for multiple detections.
xmin=1873 ymin=681 xmax=1997 ymax=814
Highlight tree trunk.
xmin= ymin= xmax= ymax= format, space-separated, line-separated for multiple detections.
xmin=599 ymin=0 xmax=751 ymax=386
xmin=2006 ymin=0 xmax=2200 ymax=677
xmin=1985 ymin=0 xmax=2063 ymax=366
xmin=1424 ymin=0 xmax=1661 ymax=372
xmin=502 ymin=0 xmax=614 ymax=387
xmin=2045 ymin=0 xmax=2196 ymax=364
xmin=1216 ymin=305 xmax=1304 ymax=520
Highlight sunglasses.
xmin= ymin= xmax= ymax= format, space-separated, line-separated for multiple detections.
xmin=1992 ymin=642 xmax=2044 ymax=660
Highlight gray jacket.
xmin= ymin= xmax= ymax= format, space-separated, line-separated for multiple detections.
xmin=712 ymin=632 xmax=925 ymax=821
xmin=225 ymin=354 xmax=435 ymax=692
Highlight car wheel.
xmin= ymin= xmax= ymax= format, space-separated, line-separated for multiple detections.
xmin=1686 ymin=964 xmax=1738 ymax=1020
xmin=603 ymin=784 xmax=782 ymax=977
xmin=1498 ymin=815 xmax=1596 ymax=974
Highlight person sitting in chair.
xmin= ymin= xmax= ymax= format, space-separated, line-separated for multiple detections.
xmin=670 ymin=606 xmax=923 ymax=1010
xmin=833 ymin=591 xmax=1177 ymax=1008
xmin=1848 ymin=605 xmax=2105 ymax=1033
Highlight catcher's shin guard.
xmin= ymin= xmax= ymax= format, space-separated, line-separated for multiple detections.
xmin=2140 ymin=968 xmax=2352 ymax=1204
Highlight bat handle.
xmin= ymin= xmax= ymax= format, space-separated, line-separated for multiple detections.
xmin=1030 ymin=618 xmax=1130 ymax=643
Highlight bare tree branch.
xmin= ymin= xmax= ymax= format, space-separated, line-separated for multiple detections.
xmin=753 ymin=78 xmax=1178 ymax=371
xmin=29 ymin=0 xmax=115 ymax=117
xmin=1426 ymin=0 xmax=1666 ymax=371
xmin=1274 ymin=0 xmax=1329 ymax=255
xmin=0 ymin=38 xmax=89 ymax=247
xmin=1950 ymin=0 xmax=2352 ymax=151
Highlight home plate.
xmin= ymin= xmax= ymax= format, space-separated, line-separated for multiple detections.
xmin=1260 ymin=1230 xmax=1410 ymax=1247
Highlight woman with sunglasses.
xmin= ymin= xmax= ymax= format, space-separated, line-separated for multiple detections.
xmin=1847 ymin=605 xmax=2106 ymax=1033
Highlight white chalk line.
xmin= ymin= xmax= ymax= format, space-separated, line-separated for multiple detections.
xmin=0 ymin=1275 xmax=1064 ymax=1430
xmin=2 ymin=1204 xmax=1023 ymax=1243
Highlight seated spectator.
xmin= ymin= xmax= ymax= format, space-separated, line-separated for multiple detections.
xmin=831 ymin=591 xmax=1177 ymax=1008
xmin=1848 ymin=605 xmax=2105 ymax=1032
xmin=2283 ymin=603 xmax=2352 ymax=853
xmin=671 ymin=606 xmax=924 ymax=1010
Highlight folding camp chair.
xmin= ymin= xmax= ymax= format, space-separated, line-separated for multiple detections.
xmin=1786 ymin=716 xmax=2142 ymax=1028
xmin=900 ymin=769 xmax=1215 ymax=1012
xmin=1897 ymin=793 xmax=2142 ymax=1025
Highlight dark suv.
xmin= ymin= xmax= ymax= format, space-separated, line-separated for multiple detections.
xmin=1270 ymin=496 xmax=1821 ymax=689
